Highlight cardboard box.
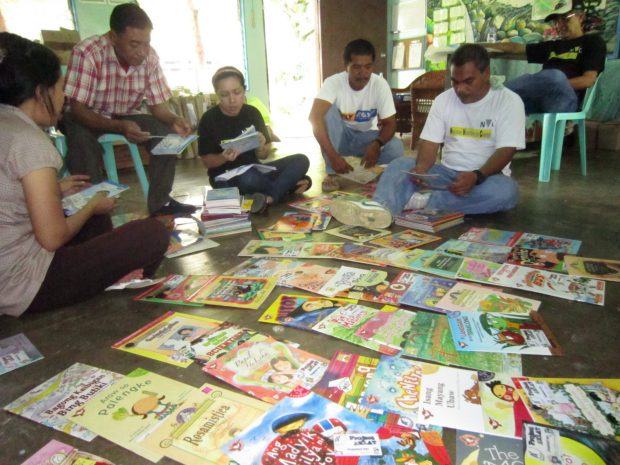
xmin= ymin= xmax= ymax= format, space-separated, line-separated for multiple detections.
xmin=41 ymin=28 xmax=80 ymax=65
xmin=597 ymin=120 xmax=620 ymax=151
xmin=585 ymin=120 xmax=600 ymax=152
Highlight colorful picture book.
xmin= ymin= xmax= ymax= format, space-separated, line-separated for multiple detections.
xmin=325 ymin=224 xmax=390 ymax=242
xmin=337 ymin=155 xmax=383 ymax=184
xmin=288 ymin=191 xmax=367 ymax=213
xmin=278 ymin=262 xmax=338 ymax=294
xmin=436 ymin=282 xmax=541 ymax=314
xmin=564 ymin=255 xmax=620 ymax=282
xmin=455 ymin=430 xmax=523 ymax=465
xmin=134 ymin=274 xmax=216 ymax=306
xmin=223 ymin=257 xmax=303 ymax=286
xmin=507 ymin=246 xmax=566 ymax=272
xmin=111 ymin=311 xmax=222 ymax=367
xmin=399 ymin=273 xmax=458 ymax=312
xmin=20 ymin=439 xmax=116 ymax=465
xmin=187 ymin=276 xmax=277 ymax=309
xmin=258 ymin=294 xmax=356 ymax=329
xmin=0 ymin=333 xmax=43 ymax=375
xmin=4 ymin=362 xmax=123 ymax=441
xmin=151 ymin=133 xmax=199 ymax=155
xmin=435 ymin=239 xmax=512 ymax=263
xmin=368 ymin=229 xmax=441 ymax=250
xmin=455 ymin=257 xmax=503 ymax=284
xmin=61 ymin=180 xmax=128 ymax=216
xmin=355 ymin=309 xmax=416 ymax=351
xmin=409 ymin=251 xmax=465 ymax=278
xmin=185 ymin=322 xmax=262 ymax=365
xmin=317 ymin=265 xmax=369 ymax=297
xmin=458 ymin=227 xmax=522 ymax=247
xmin=459 ymin=228 xmax=582 ymax=254
xmin=395 ymin=208 xmax=464 ymax=232
xmin=219 ymin=125 xmax=261 ymax=152
xmin=265 ymin=212 xmax=317 ymax=233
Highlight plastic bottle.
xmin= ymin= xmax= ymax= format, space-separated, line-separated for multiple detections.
xmin=486 ymin=26 xmax=497 ymax=43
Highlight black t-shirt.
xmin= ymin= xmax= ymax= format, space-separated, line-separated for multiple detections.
xmin=526 ymin=34 xmax=606 ymax=79
xmin=197 ymin=104 xmax=270 ymax=182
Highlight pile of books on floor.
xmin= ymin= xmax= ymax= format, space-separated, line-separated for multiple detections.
xmin=200 ymin=186 xmax=251 ymax=237
xmin=395 ymin=207 xmax=464 ymax=232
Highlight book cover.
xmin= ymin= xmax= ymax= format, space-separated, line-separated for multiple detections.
xmin=369 ymin=229 xmax=441 ymax=250
xmin=258 ymin=294 xmax=356 ymax=329
xmin=187 ymin=276 xmax=277 ymax=309
xmin=301 ymin=241 xmax=346 ymax=258
xmin=0 ymin=333 xmax=43 ymax=375
xmin=257 ymin=230 xmax=311 ymax=241
xmin=278 ymin=262 xmax=339 ymax=294
xmin=455 ymin=257 xmax=503 ymax=284
xmin=397 ymin=208 xmax=463 ymax=224
xmin=436 ymin=282 xmax=541 ymax=314
xmin=61 ymin=180 xmax=128 ymax=216
xmin=409 ymin=251 xmax=465 ymax=278
xmin=355 ymin=309 xmax=416 ymax=351
xmin=369 ymin=270 xmax=420 ymax=306
xmin=318 ymin=266 xmax=370 ymax=297
xmin=458 ymin=227 xmax=522 ymax=247
xmin=337 ymin=156 xmax=383 ymax=184
xmin=435 ymin=239 xmax=512 ymax=263
xmin=523 ymin=422 xmax=620 ymax=465
xmin=4 ymin=362 xmax=123 ymax=441
xmin=311 ymin=212 xmax=332 ymax=230
xmin=223 ymin=257 xmax=302 ymax=285
xmin=134 ymin=274 xmax=216 ymax=306
xmin=564 ymin=255 xmax=620 ymax=282
xmin=288 ymin=191 xmax=367 ymax=213
xmin=507 ymin=246 xmax=566 ymax=272
xmin=513 ymin=232 xmax=581 ymax=254
xmin=336 ymin=269 xmax=393 ymax=304
xmin=237 ymin=240 xmax=308 ymax=257
xmin=203 ymin=337 xmax=328 ymax=404
xmin=489 ymin=264 xmax=605 ymax=306
xmin=399 ymin=273 xmax=458 ymax=312
xmin=326 ymin=242 xmax=388 ymax=265
xmin=152 ymin=133 xmax=199 ymax=155
xmin=204 ymin=187 xmax=241 ymax=205
xmin=219 ymin=125 xmax=261 ymax=152
xmin=401 ymin=311 xmax=523 ymax=375
xmin=478 ymin=371 xmax=533 ymax=438
xmin=455 ymin=431 xmax=523 ymax=465
xmin=187 ymin=322 xmax=263 ymax=365
xmin=447 ymin=311 xmax=561 ymax=355
xmin=267 ymin=212 xmax=317 ymax=233
xmin=19 ymin=439 xmax=117 ymax=465
xmin=143 ymin=383 xmax=270 ymax=465
xmin=70 ymin=368 xmax=197 ymax=462
xmin=111 ymin=311 xmax=222 ymax=367
xmin=513 ymin=377 xmax=620 ymax=439
xmin=417 ymin=364 xmax=485 ymax=433
xmin=325 ymin=224 xmax=390 ymax=243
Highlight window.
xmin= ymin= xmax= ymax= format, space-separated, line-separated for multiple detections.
xmin=0 ymin=0 xmax=73 ymax=40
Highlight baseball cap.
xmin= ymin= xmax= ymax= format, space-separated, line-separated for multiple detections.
xmin=544 ymin=0 xmax=585 ymax=23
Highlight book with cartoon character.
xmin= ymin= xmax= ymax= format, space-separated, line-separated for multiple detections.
xmin=186 ymin=275 xmax=277 ymax=309
xmin=455 ymin=430 xmax=523 ymax=465
xmin=564 ymin=255 xmax=620 ymax=282
xmin=399 ymin=273 xmax=458 ymax=313
xmin=369 ymin=229 xmax=441 ymax=250
xmin=0 ymin=333 xmax=43 ymax=375
xmin=435 ymin=239 xmax=512 ymax=263
xmin=258 ymin=294 xmax=356 ymax=329
xmin=435 ymin=282 xmax=540 ymax=314
xmin=134 ymin=275 xmax=216 ymax=307
xmin=325 ymin=224 xmax=390 ymax=243
xmin=355 ymin=309 xmax=417 ymax=351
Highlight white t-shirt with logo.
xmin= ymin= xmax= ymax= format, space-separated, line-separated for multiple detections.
xmin=316 ymin=71 xmax=396 ymax=131
xmin=420 ymin=86 xmax=525 ymax=175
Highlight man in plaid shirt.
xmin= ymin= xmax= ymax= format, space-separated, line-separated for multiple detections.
xmin=62 ymin=3 xmax=195 ymax=216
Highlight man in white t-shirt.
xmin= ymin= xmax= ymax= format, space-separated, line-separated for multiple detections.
xmin=329 ymin=44 xmax=526 ymax=229
xmin=309 ymin=39 xmax=404 ymax=192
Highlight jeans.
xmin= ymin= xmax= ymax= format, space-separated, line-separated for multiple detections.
xmin=505 ymin=69 xmax=578 ymax=114
xmin=322 ymin=105 xmax=404 ymax=174
xmin=213 ymin=154 xmax=310 ymax=204
xmin=373 ymin=156 xmax=519 ymax=215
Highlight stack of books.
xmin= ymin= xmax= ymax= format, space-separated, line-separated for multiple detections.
xmin=200 ymin=187 xmax=251 ymax=237
xmin=395 ymin=208 xmax=464 ymax=232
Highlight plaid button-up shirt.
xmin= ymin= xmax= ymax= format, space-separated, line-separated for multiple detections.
xmin=64 ymin=33 xmax=172 ymax=117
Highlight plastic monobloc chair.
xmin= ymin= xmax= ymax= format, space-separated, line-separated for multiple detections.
xmin=529 ymin=74 xmax=602 ymax=182
xmin=49 ymin=130 xmax=70 ymax=178
xmin=97 ymin=134 xmax=149 ymax=198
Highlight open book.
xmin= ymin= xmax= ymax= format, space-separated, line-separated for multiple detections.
xmin=220 ymin=125 xmax=261 ymax=153
xmin=214 ymin=163 xmax=276 ymax=181
xmin=337 ymin=156 xmax=384 ymax=184
xmin=62 ymin=180 xmax=128 ymax=216
xmin=401 ymin=170 xmax=451 ymax=190
xmin=151 ymin=134 xmax=198 ymax=155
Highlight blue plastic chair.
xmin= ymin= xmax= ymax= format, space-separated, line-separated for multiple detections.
xmin=49 ymin=130 xmax=70 ymax=178
xmin=529 ymin=74 xmax=602 ymax=182
xmin=97 ymin=134 xmax=150 ymax=199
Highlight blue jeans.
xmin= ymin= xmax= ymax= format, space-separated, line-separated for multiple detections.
xmin=322 ymin=105 xmax=404 ymax=174
xmin=505 ymin=69 xmax=578 ymax=114
xmin=373 ymin=157 xmax=519 ymax=215
xmin=213 ymin=154 xmax=309 ymax=204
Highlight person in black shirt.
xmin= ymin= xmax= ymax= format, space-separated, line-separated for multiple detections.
xmin=198 ymin=67 xmax=310 ymax=212
xmin=484 ymin=0 xmax=605 ymax=114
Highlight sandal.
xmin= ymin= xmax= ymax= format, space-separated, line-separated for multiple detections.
xmin=321 ymin=175 xmax=340 ymax=192
xmin=294 ymin=175 xmax=313 ymax=194
xmin=247 ymin=193 xmax=268 ymax=214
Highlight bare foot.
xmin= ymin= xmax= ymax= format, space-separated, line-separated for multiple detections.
xmin=294 ymin=178 xmax=311 ymax=194
xmin=266 ymin=195 xmax=274 ymax=205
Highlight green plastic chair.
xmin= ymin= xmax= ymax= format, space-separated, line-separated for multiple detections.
xmin=529 ymin=74 xmax=602 ymax=182
xmin=49 ymin=129 xmax=70 ymax=178
xmin=97 ymin=134 xmax=150 ymax=198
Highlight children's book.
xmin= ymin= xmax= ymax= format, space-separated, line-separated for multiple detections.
xmin=409 ymin=250 xmax=465 ymax=278
xmin=0 ymin=333 xmax=43 ymax=375
xmin=513 ymin=232 xmax=581 ymax=254
xmin=398 ymin=273 xmax=458 ymax=312
xmin=258 ymin=294 xmax=356 ymax=329
xmin=436 ymin=282 xmax=541 ymax=314
xmin=185 ymin=322 xmax=263 ymax=365
xmin=335 ymin=269 xmax=395 ymax=304
xmin=337 ymin=156 xmax=383 ymax=184
xmin=61 ymin=180 xmax=128 ymax=216
xmin=455 ymin=257 xmax=503 ymax=284
xmin=143 ymin=383 xmax=270 ymax=465
xmin=365 ymin=270 xmax=419 ymax=306
xmin=134 ymin=274 xmax=217 ymax=306
xmin=70 ymin=368 xmax=197 ymax=462
xmin=489 ymin=264 xmax=605 ymax=306
xmin=4 ymin=362 xmax=123 ymax=441
xmin=458 ymin=227 xmax=522 ymax=247
xmin=311 ymin=211 xmax=332 ymax=230
xmin=311 ymin=304 xmax=400 ymax=356
xmin=203 ymin=337 xmax=328 ymax=404
xmin=401 ymin=311 xmax=523 ymax=375
xmin=507 ymin=246 xmax=566 ymax=272
xmin=369 ymin=229 xmax=441 ymax=250
xmin=219 ymin=125 xmax=261 ymax=152
xmin=435 ymin=239 xmax=513 ymax=263
xmin=203 ymin=186 xmax=241 ymax=208
xmin=326 ymin=242 xmax=389 ymax=265
xmin=186 ymin=275 xmax=277 ymax=309
xmin=214 ymin=163 xmax=276 ymax=181
xmin=278 ymin=262 xmax=339 ymax=294
xmin=395 ymin=208 xmax=464 ymax=232
xmin=447 ymin=311 xmax=562 ymax=355
xmin=105 ymin=268 xmax=166 ymax=290
xmin=523 ymin=422 xmax=620 ymax=465
xmin=288 ymin=191 xmax=367 ymax=213
xmin=478 ymin=371 xmax=533 ymax=438
xmin=417 ymin=364 xmax=485 ymax=433
xmin=564 ymin=255 xmax=620 ymax=282
xmin=223 ymin=387 xmax=451 ymax=465
xmin=378 ymin=248 xmax=427 ymax=270
xmin=455 ymin=430 xmax=523 ymax=465
xmin=325 ymin=224 xmax=391 ymax=243
xmin=257 ymin=230 xmax=311 ymax=241
xmin=512 ymin=376 xmax=620 ymax=439
xmin=152 ymin=133 xmax=199 ymax=155
xmin=266 ymin=212 xmax=317 ymax=233
xmin=355 ymin=309 xmax=417 ymax=351
xmin=223 ymin=257 xmax=303 ymax=285
xmin=19 ymin=439 xmax=117 ymax=465
xmin=111 ymin=311 xmax=222 ymax=367
xmin=400 ymin=171 xmax=451 ymax=190
xmin=237 ymin=240 xmax=310 ymax=258
xmin=318 ymin=265 xmax=370 ymax=297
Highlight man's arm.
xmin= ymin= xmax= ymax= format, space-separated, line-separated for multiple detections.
xmin=308 ymin=98 xmax=352 ymax=173
xmin=414 ymin=139 xmax=442 ymax=173
xmin=480 ymin=42 xmax=527 ymax=57
xmin=69 ymin=100 xmax=150 ymax=143
xmin=149 ymin=102 xmax=192 ymax=137
xmin=450 ymin=146 xmax=516 ymax=196
xmin=568 ymin=70 xmax=598 ymax=91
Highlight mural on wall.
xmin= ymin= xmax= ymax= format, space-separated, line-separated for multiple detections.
xmin=425 ymin=0 xmax=619 ymax=68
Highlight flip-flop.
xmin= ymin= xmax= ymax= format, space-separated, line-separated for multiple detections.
xmin=248 ymin=192 xmax=268 ymax=214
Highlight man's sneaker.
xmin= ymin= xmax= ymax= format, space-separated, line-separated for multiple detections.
xmin=322 ymin=175 xmax=340 ymax=192
xmin=151 ymin=199 xmax=198 ymax=217
xmin=330 ymin=199 xmax=392 ymax=229
xmin=404 ymin=191 xmax=431 ymax=210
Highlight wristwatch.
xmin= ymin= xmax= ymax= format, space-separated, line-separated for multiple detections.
xmin=473 ymin=169 xmax=487 ymax=185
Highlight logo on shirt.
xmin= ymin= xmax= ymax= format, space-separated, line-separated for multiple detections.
xmin=480 ymin=119 xmax=494 ymax=129
xmin=450 ymin=126 xmax=492 ymax=139
xmin=341 ymin=109 xmax=378 ymax=123
xmin=549 ymin=46 xmax=581 ymax=61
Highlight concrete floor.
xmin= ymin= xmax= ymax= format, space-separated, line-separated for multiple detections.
xmin=1 ymin=136 xmax=619 ymax=464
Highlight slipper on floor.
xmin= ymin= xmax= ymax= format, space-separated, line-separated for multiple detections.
xmin=247 ymin=192 xmax=268 ymax=214
xmin=296 ymin=175 xmax=313 ymax=193
xmin=321 ymin=175 xmax=340 ymax=192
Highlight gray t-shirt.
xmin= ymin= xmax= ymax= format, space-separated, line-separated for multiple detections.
xmin=0 ymin=104 xmax=62 ymax=316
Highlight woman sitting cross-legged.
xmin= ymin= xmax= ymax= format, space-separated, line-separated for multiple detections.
xmin=0 ymin=32 xmax=169 ymax=317
xmin=198 ymin=66 xmax=311 ymax=213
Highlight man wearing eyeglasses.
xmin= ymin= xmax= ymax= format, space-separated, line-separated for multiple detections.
xmin=484 ymin=0 xmax=606 ymax=115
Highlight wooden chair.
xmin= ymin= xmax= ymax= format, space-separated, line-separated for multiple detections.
xmin=410 ymin=70 xmax=447 ymax=149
